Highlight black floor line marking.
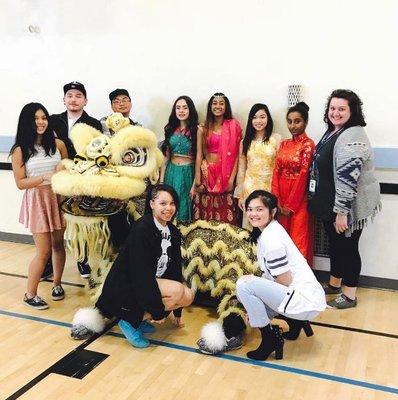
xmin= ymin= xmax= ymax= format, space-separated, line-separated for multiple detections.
xmin=310 ymin=321 xmax=398 ymax=339
xmin=5 ymin=319 xmax=116 ymax=400
xmin=51 ymin=349 xmax=109 ymax=379
xmin=273 ymin=316 xmax=398 ymax=339
xmin=0 ymin=271 xmax=85 ymax=288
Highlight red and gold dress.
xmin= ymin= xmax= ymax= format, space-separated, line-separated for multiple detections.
xmin=271 ymin=132 xmax=315 ymax=265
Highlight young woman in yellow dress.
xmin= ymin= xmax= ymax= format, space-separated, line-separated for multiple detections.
xmin=234 ymin=103 xmax=281 ymax=228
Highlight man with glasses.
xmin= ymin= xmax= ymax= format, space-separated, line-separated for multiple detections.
xmin=101 ymin=89 xmax=141 ymax=136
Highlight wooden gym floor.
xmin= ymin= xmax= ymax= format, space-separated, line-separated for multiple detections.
xmin=0 ymin=240 xmax=397 ymax=400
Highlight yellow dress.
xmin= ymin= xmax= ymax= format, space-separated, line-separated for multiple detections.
xmin=235 ymin=133 xmax=281 ymax=203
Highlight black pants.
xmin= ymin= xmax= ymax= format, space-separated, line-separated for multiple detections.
xmin=322 ymin=220 xmax=363 ymax=287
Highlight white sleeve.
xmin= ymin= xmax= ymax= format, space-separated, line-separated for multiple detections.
xmin=265 ymin=245 xmax=290 ymax=277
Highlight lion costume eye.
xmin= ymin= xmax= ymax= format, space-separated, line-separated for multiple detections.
xmin=95 ymin=155 xmax=109 ymax=168
xmin=87 ymin=136 xmax=111 ymax=159
xmin=122 ymin=148 xmax=147 ymax=166
xmin=74 ymin=154 xmax=87 ymax=164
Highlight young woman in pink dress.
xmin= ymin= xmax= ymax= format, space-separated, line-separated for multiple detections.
xmin=10 ymin=103 xmax=68 ymax=309
xmin=193 ymin=93 xmax=242 ymax=224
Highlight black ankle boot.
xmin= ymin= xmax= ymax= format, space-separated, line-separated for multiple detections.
xmin=282 ymin=318 xmax=314 ymax=341
xmin=247 ymin=325 xmax=284 ymax=361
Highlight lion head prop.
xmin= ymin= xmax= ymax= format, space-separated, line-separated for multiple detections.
xmin=52 ymin=115 xmax=163 ymax=287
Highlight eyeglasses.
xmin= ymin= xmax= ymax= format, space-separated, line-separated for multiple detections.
xmin=112 ymin=98 xmax=131 ymax=105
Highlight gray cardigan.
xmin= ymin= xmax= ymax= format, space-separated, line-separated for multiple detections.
xmin=333 ymin=126 xmax=381 ymax=236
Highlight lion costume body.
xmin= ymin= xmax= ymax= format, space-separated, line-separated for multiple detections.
xmin=52 ymin=114 xmax=261 ymax=354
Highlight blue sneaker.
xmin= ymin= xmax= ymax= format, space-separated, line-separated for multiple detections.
xmin=138 ymin=320 xmax=156 ymax=334
xmin=118 ymin=320 xmax=150 ymax=348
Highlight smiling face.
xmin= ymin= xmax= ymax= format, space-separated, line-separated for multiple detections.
xmin=252 ymin=109 xmax=268 ymax=133
xmin=175 ymin=99 xmax=189 ymax=122
xmin=211 ymin=97 xmax=226 ymax=117
xmin=246 ymin=197 xmax=275 ymax=230
xmin=111 ymin=95 xmax=132 ymax=117
xmin=287 ymin=111 xmax=306 ymax=136
xmin=64 ymin=89 xmax=87 ymax=113
xmin=150 ymin=190 xmax=176 ymax=226
xmin=328 ymin=97 xmax=351 ymax=131
xmin=35 ymin=109 xmax=48 ymax=135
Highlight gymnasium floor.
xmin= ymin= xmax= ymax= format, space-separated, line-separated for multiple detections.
xmin=1 ymin=240 xmax=397 ymax=400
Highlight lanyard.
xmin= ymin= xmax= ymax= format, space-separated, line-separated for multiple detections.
xmin=316 ymin=127 xmax=344 ymax=152
xmin=311 ymin=127 xmax=345 ymax=172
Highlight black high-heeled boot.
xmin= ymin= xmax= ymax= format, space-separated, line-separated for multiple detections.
xmin=247 ymin=324 xmax=284 ymax=361
xmin=282 ymin=317 xmax=314 ymax=341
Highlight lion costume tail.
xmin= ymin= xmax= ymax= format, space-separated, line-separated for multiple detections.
xmin=71 ymin=307 xmax=106 ymax=340
xmin=198 ymin=313 xmax=246 ymax=354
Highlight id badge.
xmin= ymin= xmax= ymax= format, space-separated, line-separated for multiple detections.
xmin=309 ymin=179 xmax=316 ymax=193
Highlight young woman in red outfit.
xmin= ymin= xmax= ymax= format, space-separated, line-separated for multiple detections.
xmin=271 ymin=102 xmax=315 ymax=265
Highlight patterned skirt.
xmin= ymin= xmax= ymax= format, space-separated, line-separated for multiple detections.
xmin=164 ymin=161 xmax=194 ymax=222
xmin=193 ymin=192 xmax=239 ymax=225
xmin=19 ymin=185 xmax=64 ymax=234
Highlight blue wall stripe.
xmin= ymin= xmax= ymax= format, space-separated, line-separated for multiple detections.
xmin=373 ymin=147 xmax=398 ymax=169
xmin=1 ymin=309 xmax=397 ymax=395
xmin=0 ymin=136 xmax=14 ymax=152
xmin=1 ymin=134 xmax=397 ymax=169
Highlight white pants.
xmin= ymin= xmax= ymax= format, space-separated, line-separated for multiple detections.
xmin=236 ymin=275 xmax=320 ymax=328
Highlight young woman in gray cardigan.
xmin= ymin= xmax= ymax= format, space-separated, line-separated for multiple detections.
xmin=308 ymin=89 xmax=381 ymax=309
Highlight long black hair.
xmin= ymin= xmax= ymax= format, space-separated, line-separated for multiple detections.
xmin=324 ymin=89 xmax=366 ymax=131
xmin=242 ymin=103 xmax=274 ymax=156
xmin=287 ymin=101 xmax=310 ymax=123
xmin=10 ymin=102 xmax=56 ymax=164
xmin=162 ymin=95 xmax=198 ymax=158
xmin=144 ymin=183 xmax=180 ymax=215
xmin=245 ymin=190 xmax=278 ymax=242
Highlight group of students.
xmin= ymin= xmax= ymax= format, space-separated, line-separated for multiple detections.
xmin=161 ymin=94 xmax=314 ymax=269
xmin=9 ymin=83 xmax=380 ymax=360
xmin=159 ymin=89 xmax=380 ymax=312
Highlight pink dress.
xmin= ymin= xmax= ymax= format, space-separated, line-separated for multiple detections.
xmin=19 ymin=146 xmax=64 ymax=233
xmin=193 ymin=119 xmax=242 ymax=224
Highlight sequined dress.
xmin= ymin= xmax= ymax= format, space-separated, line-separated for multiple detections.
xmin=164 ymin=130 xmax=194 ymax=222
xmin=271 ymin=132 xmax=315 ymax=265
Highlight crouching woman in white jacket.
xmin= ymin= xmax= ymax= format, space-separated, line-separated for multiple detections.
xmin=236 ymin=190 xmax=326 ymax=361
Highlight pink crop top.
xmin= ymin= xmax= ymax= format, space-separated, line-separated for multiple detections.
xmin=206 ymin=132 xmax=221 ymax=154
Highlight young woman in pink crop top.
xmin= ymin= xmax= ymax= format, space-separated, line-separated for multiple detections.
xmin=206 ymin=132 xmax=221 ymax=153
xmin=193 ymin=93 xmax=242 ymax=224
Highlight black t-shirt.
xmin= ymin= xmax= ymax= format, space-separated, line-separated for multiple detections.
xmin=308 ymin=131 xmax=342 ymax=221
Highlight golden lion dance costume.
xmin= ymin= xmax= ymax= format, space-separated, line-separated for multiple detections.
xmin=52 ymin=114 xmax=261 ymax=354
